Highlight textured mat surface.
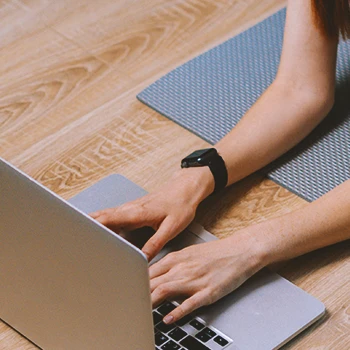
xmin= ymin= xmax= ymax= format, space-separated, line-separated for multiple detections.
xmin=137 ymin=8 xmax=350 ymax=202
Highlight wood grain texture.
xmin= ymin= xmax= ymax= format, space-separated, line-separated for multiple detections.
xmin=0 ymin=0 xmax=49 ymax=50
xmin=0 ymin=0 xmax=349 ymax=349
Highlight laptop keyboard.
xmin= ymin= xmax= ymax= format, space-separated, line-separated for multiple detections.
xmin=154 ymin=301 xmax=232 ymax=350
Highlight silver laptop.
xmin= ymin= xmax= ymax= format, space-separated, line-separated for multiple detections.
xmin=0 ymin=158 xmax=325 ymax=350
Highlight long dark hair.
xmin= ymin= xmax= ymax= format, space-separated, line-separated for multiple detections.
xmin=312 ymin=0 xmax=350 ymax=39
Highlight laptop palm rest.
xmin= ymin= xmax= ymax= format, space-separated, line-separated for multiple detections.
xmin=69 ymin=175 xmax=325 ymax=350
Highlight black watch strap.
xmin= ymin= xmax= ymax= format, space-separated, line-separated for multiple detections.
xmin=181 ymin=148 xmax=228 ymax=195
xmin=208 ymin=153 xmax=228 ymax=194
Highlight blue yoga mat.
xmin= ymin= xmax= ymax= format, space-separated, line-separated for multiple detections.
xmin=137 ymin=8 xmax=350 ymax=202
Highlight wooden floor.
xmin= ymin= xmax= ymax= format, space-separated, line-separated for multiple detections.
xmin=0 ymin=0 xmax=349 ymax=349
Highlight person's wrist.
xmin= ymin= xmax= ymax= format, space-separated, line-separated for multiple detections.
xmin=244 ymin=220 xmax=285 ymax=269
xmin=234 ymin=224 xmax=271 ymax=273
xmin=171 ymin=166 xmax=215 ymax=206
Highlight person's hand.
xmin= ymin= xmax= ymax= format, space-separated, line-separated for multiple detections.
xmin=90 ymin=168 xmax=214 ymax=261
xmin=150 ymin=228 xmax=266 ymax=324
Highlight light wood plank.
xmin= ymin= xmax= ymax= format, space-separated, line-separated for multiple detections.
xmin=0 ymin=0 xmax=49 ymax=49
xmin=38 ymin=0 xmax=286 ymax=83
xmin=0 ymin=30 xmax=136 ymax=161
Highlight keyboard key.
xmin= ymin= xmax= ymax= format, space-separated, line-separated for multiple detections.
xmin=176 ymin=314 xmax=192 ymax=326
xmin=157 ymin=321 xmax=176 ymax=334
xmin=161 ymin=340 xmax=181 ymax=349
xmin=195 ymin=328 xmax=216 ymax=342
xmin=202 ymin=328 xmax=216 ymax=337
xmin=153 ymin=311 xmax=163 ymax=325
xmin=168 ymin=327 xmax=187 ymax=341
xmin=158 ymin=302 xmax=176 ymax=315
xmin=213 ymin=335 xmax=229 ymax=346
xmin=189 ymin=319 xmax=205 ymax=330
xmin=155 ymin=332 xmax=169 ymax=346
xmin=195 ymin=331 xmax=211 ymax=343
xmin=180 ymin=335 xmax=210 ymax=350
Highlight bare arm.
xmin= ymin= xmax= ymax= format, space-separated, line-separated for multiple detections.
xmin=256 ymin=179 xmax=350 ymax=265
xmin=197 ymin=0 xmax=338 ymax=190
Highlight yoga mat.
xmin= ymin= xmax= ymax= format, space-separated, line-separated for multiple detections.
xmin=137 ymin=8 xmax=350 ymax=202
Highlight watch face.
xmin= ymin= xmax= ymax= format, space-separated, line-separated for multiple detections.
xmin=182 ymin=148 xmax=217 ymax=167
xmin=186 ymin=148 xmax=211 ymax=159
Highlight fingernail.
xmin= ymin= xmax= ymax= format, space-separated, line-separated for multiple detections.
xmin=163 ymin=315 xmax=174 ymax=324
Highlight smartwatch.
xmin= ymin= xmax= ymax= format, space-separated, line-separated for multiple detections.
xmin=181 ymin=148 xmax=228 ymax=194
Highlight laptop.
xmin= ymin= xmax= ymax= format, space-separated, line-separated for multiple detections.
xmin=0 ymin=158 xmax=325 ymax=350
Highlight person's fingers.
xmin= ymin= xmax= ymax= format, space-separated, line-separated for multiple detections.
xmin=89 ymin=208 xmax=114 ymax=219
xmin=149 ymin=252 xmax=178 ymax=279
xmin=162 ymin=291 xmax=208 ymax=324
xmin=149 ymin=260 xmax=184 ymax=291
xmin=90 ymin=204 xmax=153 ymax=232
xmin=142 ymin=217 xmax=178 ymax=261
xmin=151 ymin=282 xmax=181 ymax=308
xmin=150 ymin=274 xmax=171 ymax=293
xmin=89 ymin=211 xmax=99 ymax=218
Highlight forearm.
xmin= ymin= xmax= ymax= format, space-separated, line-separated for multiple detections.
xmin=175 ymin=80 xmax=333 ymax=203
xmin=250 ymin=180 xmax=350 ymax=266
xmin=174 ymin=0 xmax=337 ymax=202
xmin=216 ymin=80 xmax=333 ymax=185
